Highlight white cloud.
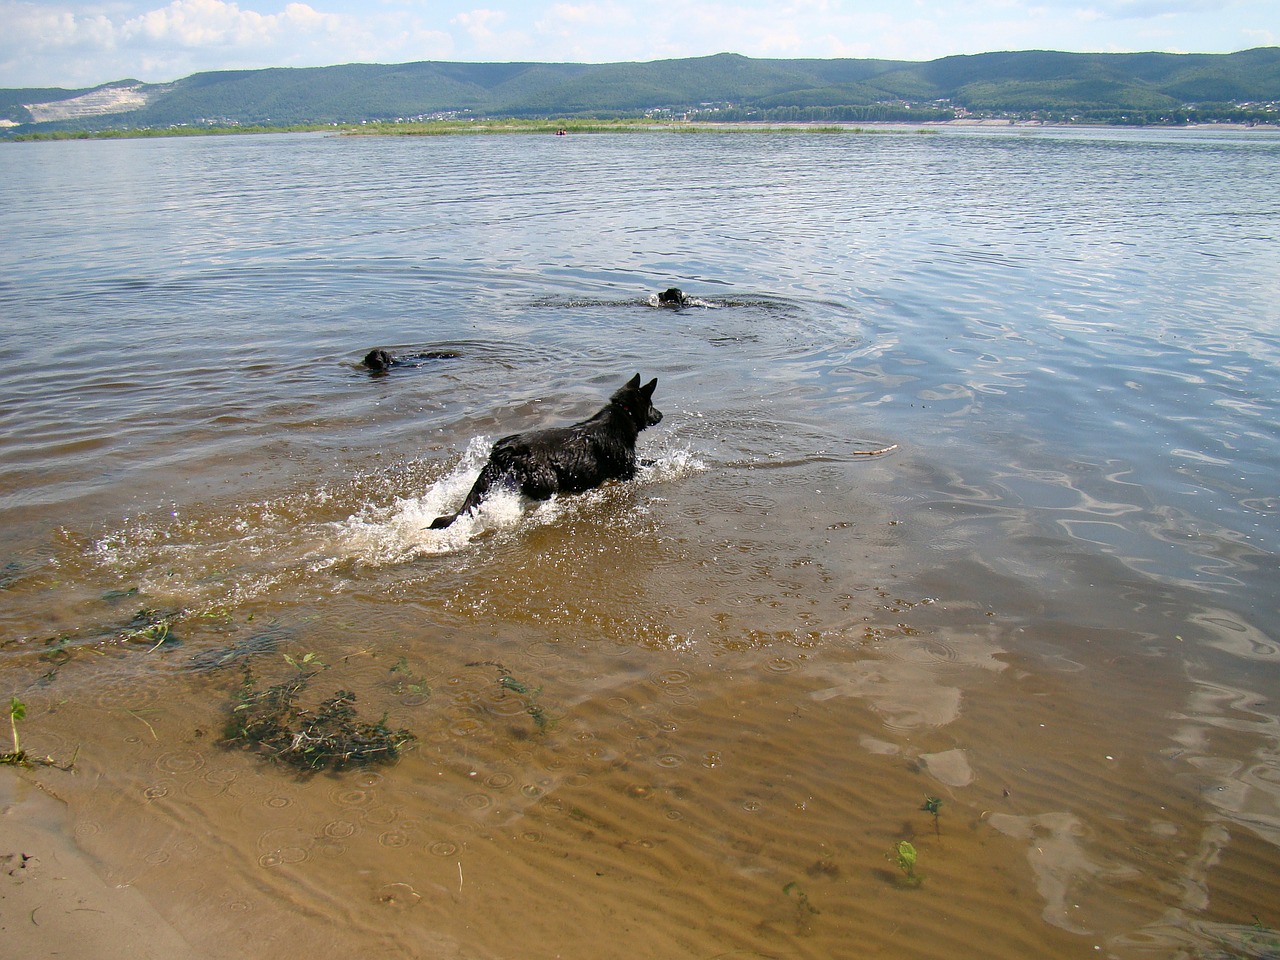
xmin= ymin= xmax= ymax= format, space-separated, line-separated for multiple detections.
xmin=0 ymin=0 xmax=456 ymax=86
xmin=2 ymin=4 xmax=113 ymax=54
xmin=451 ymin=8 xmax=506 ymax=42
xmin=120 ymin=0 xmax=334 ymax=49
xmin=542 ymin=2 xmax=608 ymax=25
xmin=1241 ymin=26 xmax=1274 ymax=47
xmin=528 ymin=2 xmax=639 ymax=60
xmin=448 ymin=7 xmax=541 ymax=58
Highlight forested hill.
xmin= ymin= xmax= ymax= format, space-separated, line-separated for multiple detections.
xmin=4 ymin=47 xmax=1279 ymax=132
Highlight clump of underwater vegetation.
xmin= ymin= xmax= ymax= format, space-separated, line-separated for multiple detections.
xmin=773 ymin=880 xmax=821 ymax=936
xmin=783 ymin=880 xmax=821 ymax=921
xmin=119 ymin=608 xmax=182 ymax=649
xmin=226 ymin=654 xmax=415 ymax=770
xmin=14 ymin=603 xmax=183 ymax=686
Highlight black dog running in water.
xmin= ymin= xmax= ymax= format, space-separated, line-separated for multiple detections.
xmin=429 ymin=374 xmax=663 ymax=529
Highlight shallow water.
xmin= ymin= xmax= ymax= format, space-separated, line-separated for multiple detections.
xmin=1 ymin=126 xmax=1278 ymax=959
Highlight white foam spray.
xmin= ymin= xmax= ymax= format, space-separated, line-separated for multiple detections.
xmin=327 ymin=435 xmax=706 ymax=567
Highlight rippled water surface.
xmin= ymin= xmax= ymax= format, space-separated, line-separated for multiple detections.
xmin=2 ymin=127 xmax=1279 ymax=959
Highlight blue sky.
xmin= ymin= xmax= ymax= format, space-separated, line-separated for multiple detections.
xmin=2 ymin=0 xmax=1276 ymax=89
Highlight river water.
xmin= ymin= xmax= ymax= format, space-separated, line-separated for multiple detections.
xmin=1 ymin=126 xmax=1278 ymax=959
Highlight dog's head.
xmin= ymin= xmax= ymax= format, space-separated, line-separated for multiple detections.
xmin=616 ymin=373 xmax=662 ymax=429
xmin=364 ymin=349 xmax=394 ymax=371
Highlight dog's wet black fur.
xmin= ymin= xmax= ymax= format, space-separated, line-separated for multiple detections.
xmin=429 ymin=374 xmax=662 ymax=529
xmin=657 ymin=287 xmax=687 ymax=306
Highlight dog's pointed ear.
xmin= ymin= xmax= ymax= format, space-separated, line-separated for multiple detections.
xmin=626 ymin=373 xmax=641 ymax=389
xmin=641 ymin=378 xmax=657 ymax=397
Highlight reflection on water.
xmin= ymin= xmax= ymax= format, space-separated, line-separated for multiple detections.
xmin=1 ymin=128 xmax=1278 ymax=959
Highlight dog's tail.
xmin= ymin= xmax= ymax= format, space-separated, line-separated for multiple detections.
xmin=429 ymin=512 xmax=460 ymax=529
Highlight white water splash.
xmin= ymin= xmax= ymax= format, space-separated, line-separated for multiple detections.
xmin=328 ymin=437 xmax=517 ymax=564
xmin=645 ymin=293 xmax=718 ymax=309
xmin=638 ymin=443 xmax=708 ymax=484
xmin=327 ymin=436 xmax=707 ymax=567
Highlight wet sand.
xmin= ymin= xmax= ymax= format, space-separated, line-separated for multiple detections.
xmin=0 ymin=422 xmax=1277 ymax=960
xmin=1 ymin=771 xmax=196 ymax=958
xmin=4 ymin=541 xmax=1279 ymax=960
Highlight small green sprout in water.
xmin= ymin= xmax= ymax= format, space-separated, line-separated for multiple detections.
xmin=887 ymin=840 xmax=923 ymax=887
xmin=283 ymin=651 xmax=326 ymax=671
xmin=498 ymin=675 xmax=554 ymax=731
xmin=198 ymin=605 xmax=238 ymax=624
xmin=3 ymin=697 xmax=26 ymax=763
xmin=389 ymin=657 xmax=430 ymax=697
xmin=1239 ymin=915 xmax=1280 ymax=953
xmin=2 ymin=697 xmax=74 ymax=769
xmin=465 ymin=662 xmax=556 ymax=732
xmin=923 ymin=796 xmax=943 ymax=835
xmin=41 ymin=636 xmax=72 ymax=665
xmin=474 ymin=665 xmax=550 ymax=731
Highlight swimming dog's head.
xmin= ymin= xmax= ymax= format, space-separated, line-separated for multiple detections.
xmin=657 ymin=288 xmax=687 ymax=307
xmin=364 ymin=348 xmax=394 ymax=371
xmin=614 ymin=373 xmax=662 ymax=430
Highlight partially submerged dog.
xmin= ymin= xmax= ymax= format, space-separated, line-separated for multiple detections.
xmin=363 ymin=347 xmax=461 ymax=372
xmin=429 ymin=374 xmax=662 ymax=529
xmin=364 ymin=348 xmax=397 ymax=371
xmin=657 ymin=287 xmax=687 ymax=306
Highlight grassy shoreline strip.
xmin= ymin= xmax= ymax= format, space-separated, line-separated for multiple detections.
xmin=14 ymin=115 xmax=1274 ymax=142
xmin=4 ymin=119 xmax=935 ymax=141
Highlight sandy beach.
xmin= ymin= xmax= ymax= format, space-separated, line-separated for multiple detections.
xmin=1 ymin=768 xmax=196 ymax=959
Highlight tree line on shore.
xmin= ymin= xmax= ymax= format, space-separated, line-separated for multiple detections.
xmin=3 ymin=48 xmax=1278 ymax=136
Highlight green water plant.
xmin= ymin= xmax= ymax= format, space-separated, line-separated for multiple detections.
xmin=923 ymin=796 xmax=943 ymax=836
xmin=2 ymin=697 xmax=26 ymax=764
xmin=282 ymin=650 xmax=325 ymax=671
xmin=120 ymin=608 xmax=181 ymax=650
xmin=227 ymin=661 xmax=414 ymax=770
xmin=467 ymin=661 xmax=555 ymax=732
xmin=498 ymin=673 xmax=554 ymax=731
xmin=782 ymin=881 xmax=820 ymax=915
xmin=886 ymin=840 xmax=923 ymax=887
xmin=389 ymin=657 xmax=430 ymax=698
xmin=2 ymin=697 xmax=75 ymax=768
xmin=1210 ymin=914 xmax=1280 ymax=959
xmin=782 ymin=880 xmax=820 ymax=933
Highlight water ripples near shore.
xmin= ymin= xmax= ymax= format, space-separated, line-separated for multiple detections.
xmin=1 ymin=127 xmax=1278 ymax=960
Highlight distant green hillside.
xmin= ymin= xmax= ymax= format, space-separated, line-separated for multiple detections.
xmin=4 ymin=48 xmax=1279 ymax=133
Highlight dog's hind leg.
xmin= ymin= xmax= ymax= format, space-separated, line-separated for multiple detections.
xmin=429 ymin=465 xmax=498 ymax=529
xmin=428 ymin=511 xmax=462 ymax=530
